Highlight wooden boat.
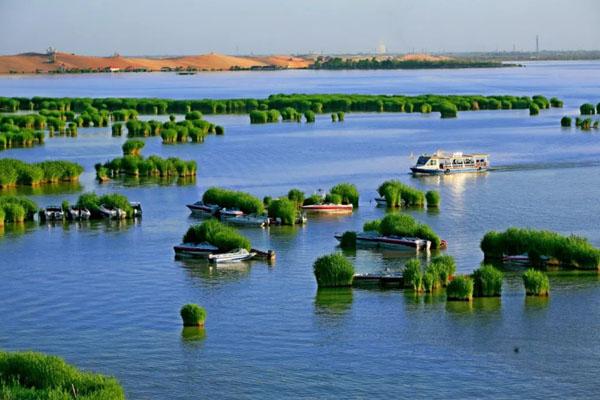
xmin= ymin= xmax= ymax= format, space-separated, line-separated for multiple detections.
xmin=186 ymin=201 xmax=219 ymax=216
xmin=208 ymin=248 xmax=255 ymax=263
xmin=220 ymin=211 xmax=269 ymax=227
xmin=335 ymin=231 xmax=431 ymax=251
xmin=173 ymin=242 xmax=219 ymax=258
xmin=39 ymin=206 xmax=64 ymax=221
xmin=411 ymin=150 xmax=489 ymax=175
xmin=301 ymin=203 xmax=353 ymax=213
xmin=98 ymin=204 xmax=127 ymax=219
xmin=67 ymin=206 xmax=91 ymax=220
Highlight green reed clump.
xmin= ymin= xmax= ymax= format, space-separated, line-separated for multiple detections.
xmin=429 ymin=255 xmax=456 ymax=286
xmin=330 ymin=183 xmax=359 ymax=206
xmin=268 ymin=197 xmax=298 ymax=225
xmin=202 ymin=187 xmax=264 ymax=215
xmin=281 ymin=107 xmax=301 ymax=121
xmin=446 ymin=275 xmax=474 ymax=301
xmin=313 ymin=253 xmax=355 ymax=288
xmin=96 ymin=153 xmax=196 ymax=179
xmin=180 ymin=304 xmax=207 ymax=326
xmin=287 ymin=188 xmax=305 ymax=205
xmin=550 ymin=97 xmax=563 ymax=108
xmin=365 ymin=213 xmax=441 ymax=248
xmin=403 ymin=258 xmax=423 ymax=291
xmin=0 ymin=196 xmax=37 ymax=223
xmin=304 ymin=110 xmax=316 ymax=123
xmin=377 ymin=180 xmax=425 ymax=207
xmin=529 ymin=103 xmax=540 ymax=116
xmin=0 ymin=159 xmax=83 ymax=187
xmin=481 ymin=227 xmax=600 ymax=270
xmin=185 ymin=111 xmax=203 ymax=120
xmin=215 ymin=125 xmax=224 ymax=135
xmin=122 ymin=139 xmax=145 ymax=156
xmin=560 ymin=116 xmax=572 ymax=127
xmin=580 ymin=103 xmax=596 ymax=115
xmin=0 ymin=351 xmax=125 ymax=400
xmin=339 ymin=231 xmax=357 ymax=249
xmin=183 ymin=219 xmax=251 ymax=251
xmin=337 ymin=111 xmax=345 ymax=121
xmin=249 ymin=110 xmax=269 ymax=124
xmin=331 ymin=113 xmax=338 ymax=122
xmin=425 ymin=190 xmax=440 ymax=208
xmin=76 ymin=192 xmax=134 ymax=219
xmin=522 ymin=269 xmax=550 ymax=296
xmin=363 ymin=219 xmax=381 ymax=232
xmin=0 ymin=124 xmax=45 ymax=152
xmin=439 ymin=102 xmax=458 ymax=118
xmin=111 ymin=123 xmax=123 ymax=136
xmin=472 ymin=264 xmax=503 ymax=297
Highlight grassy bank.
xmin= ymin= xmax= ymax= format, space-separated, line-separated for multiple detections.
xmin=0 ymin=159 xmax=83 ymax=188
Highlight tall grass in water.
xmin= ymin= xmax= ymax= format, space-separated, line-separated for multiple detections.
xmin=522 ymin=269 xmax=550 ymax=296
xmin=481 ymin=227 xmax=600 ymax=270
xmin=122 ymin=139 xmax=145 ymax=156
xmin=403 ymin=258 xmax=423 ymax=291
xmin=367 ymin=213 xmax=441 ymax=248
xmin=0 ymin=159 xmax=83 ymax=187
xmin=268 ymin=197 xmax=298 ymax=225
xmin=330 ymin=183 xmax=359 ymax=207
xmin=0 ymin=351 xmax=125 ymax=399
xmin=339 ymin=231 xmax=357 ymax=249
xmin=472 ymin=264 xmax=503 ymax=297
xmin=180 ymin=304 xmax=207 ymax=326
xmin=377 ymin=180 xmax=425 ymax=207
xmin=76 ymin=192 xmax=134 ymax=219
xmin=202 ymin=187 xmax=264 ymax=215
xmin=446 ymin=275 xmax=474 ymax=301
xmin=425 ymin=190 xmax=440 ymax=208
xmin=313 ymin=253 xmax=355 ymax=288
xmin=183 ymin=219 xmax=251 ymax=251
xmin=0 ymin=196 xmax=37 ymax=223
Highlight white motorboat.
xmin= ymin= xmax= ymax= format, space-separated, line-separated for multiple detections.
xmin=334 ymin=231 xmax=431 ymax=251
xmin=67 ymin=206 xmax=91 ymax=220
xmin=220 ymin=212 xmax=269 ymax=227
xmin=98 ymin=204 xmax=127 ymax=219
xmin=39 ymin=206 xmax=65 ymax=221
xmin=208 ymin=248 xmax=256 ymax=263
xmin=186 ymin=201 xmax=220 ymax=216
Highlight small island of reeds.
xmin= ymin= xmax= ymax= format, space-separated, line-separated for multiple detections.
xmin=360 ymin=213 xmax=442 ymax=249
xmin=377 ymin=180 xmax=439 ymax=208
xmin=202 ymin=187 xmax=264 ymax=215
xmin=0 ymin=350 xmax=125 ymax=400
xmin=183 ymin=219 xmax=251 ymax=251
xmin=0 ymin=195 xmax=38 ymax=225
xmin=0 ymin=159 xmax=83 ymax=188
xmin=481 ymin=227 xmax=600 ymax=270
xmin=75 ymin=192 xmax=138 ymax=219
xmin=95 ymin=139 xmax=197 ymax=181
xmin=313 ymin=253 xmax=355 ymax=288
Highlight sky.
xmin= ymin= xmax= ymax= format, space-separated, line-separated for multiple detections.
xmin=0 ymin=0 xmax=599 ymax=56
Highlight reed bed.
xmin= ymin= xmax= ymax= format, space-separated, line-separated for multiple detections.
xmin=522 ymin=269 xmax=550 ymax=296
xmin=202 ymin=187 xmax=264 ymax=215
xmin=377 ymin=180 xmax=427 ymax=208
xmin=481 ymin=227 xmax=600 ymax=270
xmin=0 ymin=351 xmax=125 ymax=400
xmin=183 ymin=219 xmax=251 ymax=251
xmin=472 ymin=264 xmax=503 ymax=297
xmin=0 ymin=159 xmax=83 ymax=188
xmin=363 ymin=213 xmax=441 ymax=248
xmin=313 ymin=253 xmax=355 ymax=288
xmin=180 ymin=304 xmax=207 ymax=327
xmin=446 ymin=275 xmax=474 ymax=301
xmin=76 ymin=192 xmax=135 ymax=219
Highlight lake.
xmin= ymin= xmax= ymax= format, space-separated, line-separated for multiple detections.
xmin=1 ymin=62 xmax=600 ymax=399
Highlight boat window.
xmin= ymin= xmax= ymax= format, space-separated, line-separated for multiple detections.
xmin=429 ymin=160 xmax=437 ymax=166
xmin=416 ymin=156 xmax=430 ymax=166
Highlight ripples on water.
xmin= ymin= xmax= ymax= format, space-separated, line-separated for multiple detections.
xmin=1 ymin=62 xmax=600 ymax=399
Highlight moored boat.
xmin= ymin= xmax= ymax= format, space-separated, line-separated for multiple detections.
xmin=130 ymin=202 xmax=142 ymax=217
xmin=67 ymin=206 xmax=91 ymax=220
xmin=335 ymin=231 xmax=431 ymax=251
xmin=411 ymin=150 xmax=489 ymax=175
xmin=374 ymin=197 xmax=387 ymax=207
xmin=219 ymin=211 xmax=269 ymax=227
xmin=39 ymin=206 xmax=65 ymax=221
xmin=98 ymin=204 xmax=127 ymax=219
xmin=173 ymin=242 xmax=220 ymax=258
xmin=186 ymin=201 xmax=219 ymax=216
xmin=208 ymin=248 xmax=256 ymax=263
xmin=301 ymin=203 xmax=353 ymax=213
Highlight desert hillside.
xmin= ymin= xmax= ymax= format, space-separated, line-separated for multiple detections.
xmin=0 ymin=51 xmax=313 ymax=74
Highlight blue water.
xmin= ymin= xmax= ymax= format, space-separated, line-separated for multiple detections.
xmin=1 ymin=62 xmax=600 ymax=399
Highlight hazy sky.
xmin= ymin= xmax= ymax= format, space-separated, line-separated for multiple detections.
xmin=1 ymin=0 xmax=598 ymax=55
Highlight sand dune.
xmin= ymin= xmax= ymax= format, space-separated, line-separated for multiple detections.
xmin=0 ymin=51 xmax=311 ymax=74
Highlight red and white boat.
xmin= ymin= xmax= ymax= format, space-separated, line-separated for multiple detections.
xmin=301 ymin=203 xmax=353 ymax=213
xmin=186 ymin=201 xmax=219 ymax=216
xmin=335 ymin=231 xmax=431 ymax=251
xmin=173 ymin=242 xmax=219 ymax=258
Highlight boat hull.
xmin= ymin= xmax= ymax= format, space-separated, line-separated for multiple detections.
xmin=335 ymin=233 xmax=430 ymax=251
xmin=301 ymin=204 xmax=353 ymax=213
xmin=173 ymin=243 xmax=219 ymax=258
xmin=411 ymin=166 xmax=487 ymax=175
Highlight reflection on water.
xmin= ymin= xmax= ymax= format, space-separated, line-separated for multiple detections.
xmin=177 ymin=258 xmax=251 ymax=283
xmin=0 ymin=181 xmax=83 ymax=196
xmin=445 ymin=299 xmax=474 ymax=314
xmin=524 ymin=296 xmax=550 ymax=310
xmin=106 ymin=175 xmax=197 ymax=188
xmin=181 ymin=327 xmax=207 ymax=342
xmin=314 ymin=288 xmax=353 ymax=315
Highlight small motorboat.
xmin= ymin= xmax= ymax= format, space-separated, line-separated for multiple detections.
xmin=220 ymin=212 xmax=269 ymax=227
xmin=374 ymin=197 xmax=387 ymax=207
xmin=173 ymin=242 xmax=220 ymax=258
xmin=130 ymin=202 xmax=142 ymax=217
xmin=98 ymin=204 xmax=127 ymax=219
xmin=219 ymin=208 xmax=244 ymax=218
xmin=334 ymin=231 xmax=431 ymax=251
xmin=186 ymin=201 xmax=219 ymax=216
xmin=300 ymin=203 xmax=353 ymax=213
xmin=208 ymin=248 xmax=256 ymax=263
xmin=67 ymin=206 xmax=91 ymax=220
xmin=39 ymin=206 xmax=65 ymax=221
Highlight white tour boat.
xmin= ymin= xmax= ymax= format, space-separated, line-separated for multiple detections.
xmin=411 ymin=151 xmax=489 ymax=175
